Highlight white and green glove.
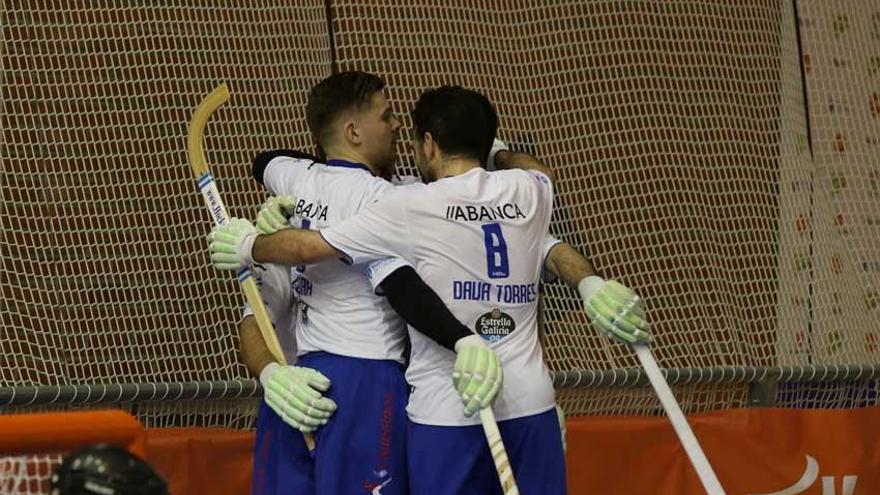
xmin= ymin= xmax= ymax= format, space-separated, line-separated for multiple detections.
xmin=260 ymin=362 xmax=337 ymax=432
xmin=208 ymin=217 xmax=257 ymax=271
xmin=255 ymin=195 xmax=297 ymax=235
xmin=452 ymin=335 xmax=503 ymax=417
xmin=579 ymin=276 xmax=651 ymax=344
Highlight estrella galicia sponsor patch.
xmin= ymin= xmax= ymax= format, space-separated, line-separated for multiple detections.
xmin=476 ymin=308 xmax=516 ymax=342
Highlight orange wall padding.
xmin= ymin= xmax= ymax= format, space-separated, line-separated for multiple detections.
xmin=0 ymin=410 xmax=147 ymax=458
xmin=147 ymin=428 xmax=254 ymax=495
xmin=146 ymin=407 xmax=880 ymax=495
xmin=566 ymin=407 xmax=880 ymax=494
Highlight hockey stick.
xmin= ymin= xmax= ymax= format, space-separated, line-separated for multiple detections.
xmin=480 ymin=408 xmax=520 ymax=495
xmin=187 ymin=83 xmax=315 ymax=451
xmin=633 ymin=343 xmax=725 ymax=494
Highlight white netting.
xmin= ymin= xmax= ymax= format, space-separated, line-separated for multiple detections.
xmin=770 ymin=0 xmax=880 ymax=410
xmin=0 ymin=455 xmax=61 ymax=495
xmin=1 ymin=2 xmax=879 ymax=487
xmin=1 ymin=1 xmax=329 ymax=389
xmin=330 ymin=0 xmax=875 ymax=413
xmin=336 ymin=0 xmax=794 ymax=375
xmin=793 ymin=0 xmax=880 ymax=365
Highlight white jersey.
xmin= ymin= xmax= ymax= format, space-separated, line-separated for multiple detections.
xmin=262 ymin=156 xmax=410 ymax=362
xmin=323 ymin=167 xmax=557 ymax=426
xmin=241 ymin=262 xmax=298 ymax=363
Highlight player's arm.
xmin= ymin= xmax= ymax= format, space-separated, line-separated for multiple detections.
xmin=544 ymin=241 xmax=652 ymax=344
xmin=379 ymin=266 xmax=473 ymax=350
xmin=258 ymin=228 xmax=337 ymax=265
xmin=207 ymin=221 xmax=337 ymax=270
xmin=237 ymin=263 xmax=294 ymax=376
xmin=252 ymin=149 xmax=319 ymax=188
xmin=544 ymin=241 xmax=600 ymax=289
xmin=487 ymin=138 xmax=555 ymax=183
xmin=239 ymin=315 xmax=276 ymax=377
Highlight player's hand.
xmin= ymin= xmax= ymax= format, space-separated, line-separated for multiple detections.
xmin=208 ymin=217 xmax=257 ymax=270
xmin=579 ymin=277 xmax=651 ymax=344
xmin=260 ymin=363 xmax=337 ymax=433
xmin=255 ymin=195 xmax=297 ymax=235
xmin=486 ymin=138 xmax=509 ymax=171
xmin=452 ymin=335 xmax=503 ymax=417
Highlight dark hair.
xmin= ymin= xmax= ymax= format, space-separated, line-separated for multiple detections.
xmin=410 ymin=86 xmax=498 ymax=164
xmin=306 ymin=71 xmax=386 ymax=146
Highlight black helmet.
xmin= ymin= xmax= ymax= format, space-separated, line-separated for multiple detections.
xmin=50 ymin=444 xmax=168 ymax=495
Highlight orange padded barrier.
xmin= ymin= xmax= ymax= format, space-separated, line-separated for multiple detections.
xmin=147 ymin=428 xmax=254 ymax=495
xmin=0 ymin=410 xmax=146 ymax=458
xmin=565 ymin=407 xmax=880 ymax=494
xmin=144 ymin=408 xmax=880 ymax=494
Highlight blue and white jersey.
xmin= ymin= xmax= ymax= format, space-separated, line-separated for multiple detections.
xmin=262 ymin=156 xmax=411 ymax=363
xmin=322 ymin=167 xmax=557 ymax=426
xmin=241 ymin=262 xmax=298 ymax=364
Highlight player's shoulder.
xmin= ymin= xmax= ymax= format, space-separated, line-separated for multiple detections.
xmin=252 ymin=149 xmax=319 ymax=185
xmin=362 ymin=180 xmax=421 ymax=207
xmin=496 ymin=168 xmax=553 ymax=195
xmin=358 ymin=180 xmax=425 ymax=213
xmin=312 ymin=161 xmax=385 ymax=187
xmin=386 ymin=179 xmax=427 ymax=198
xmin=309 ymin=167 xmax=402 ymax=212
xmin=493 ymin=167 xmax=550 ymax=183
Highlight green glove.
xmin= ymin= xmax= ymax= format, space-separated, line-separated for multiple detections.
xmin=208 ymin=217 xmax=257 ymax=271
xmin=260 ymin=362 xmax=337 ymax=432
xmin=452 ymin=335 xmax=503 ymax=417
xmin=579 ymin=276 xmax=651 ymax=344
xmin=256 ymin=195 xmax=297 ymax=235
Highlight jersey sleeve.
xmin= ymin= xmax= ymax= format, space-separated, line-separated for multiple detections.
xmin=527 ymin=170 xmax=554 ymax=214
xmin=320 ymin=188 xmax=413 ymax=266
xmin=258 ymin=155 xmax=312 ymax=196
xmin=358 ymin=175 xmax=397 ymax=209
xmin=366 ymin=257 xmax=413 ymax=295
xmin=541 ymin=234 xmax=563 ymax=283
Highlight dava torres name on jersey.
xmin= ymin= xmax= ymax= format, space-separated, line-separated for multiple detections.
xmin=445 ymin=203 xmax=526 ymax=222
xmin=453 ymin=280 xmax=537 ymax=304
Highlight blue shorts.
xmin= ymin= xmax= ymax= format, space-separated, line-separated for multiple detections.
xmin=253 ymin=352 xmax=409 ymax=495
xmin=408 ymin=408 xmax=566 ymax=495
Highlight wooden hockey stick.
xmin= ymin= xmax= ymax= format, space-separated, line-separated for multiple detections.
xmin=187 ymin=83 xmax=314 ymax=451
xmin=480 ymin=407 xmax=520 ymax=495
xmin=633 ymin=343 xmax=725 ymax=494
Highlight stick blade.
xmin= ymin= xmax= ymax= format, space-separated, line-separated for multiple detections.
xmin=187 ymin=83 xmax=230 ymax=177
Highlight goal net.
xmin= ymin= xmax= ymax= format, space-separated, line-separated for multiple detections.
xmin=2 ymin=0 xmax=877 ymax=432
